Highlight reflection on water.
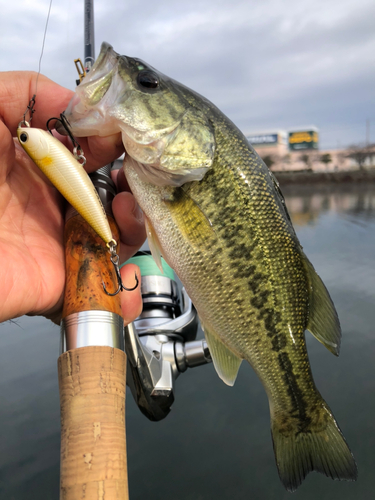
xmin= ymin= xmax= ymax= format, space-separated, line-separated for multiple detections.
xmin=1 ymin=183 xmax=375 ymax=500
xmin=282 ymin=184 xmax=375 ymax=226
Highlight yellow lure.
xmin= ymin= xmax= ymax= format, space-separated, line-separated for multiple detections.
xmin=17 ymin=126 xmax=114 ymax=246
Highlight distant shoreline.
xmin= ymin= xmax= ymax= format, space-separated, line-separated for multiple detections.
xmin=273 ymin=169 xmax=375 ymax=186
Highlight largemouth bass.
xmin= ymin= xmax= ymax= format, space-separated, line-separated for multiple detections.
xmin=63 ymin=42 xmax=357 ymax=491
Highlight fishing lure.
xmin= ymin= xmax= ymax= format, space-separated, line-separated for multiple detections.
xmin=17 ymin=122 xmax=114 ymax=246
xmin=17 ymin=117 xmax=136 ymax=295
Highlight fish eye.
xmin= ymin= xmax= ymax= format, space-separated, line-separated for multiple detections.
xmin=137 ymin=70 xmax=159 ymax=90
xmin=20 ymin=133 xmax=28 ymax=143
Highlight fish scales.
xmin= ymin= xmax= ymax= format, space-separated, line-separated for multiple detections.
xmin=153 ymin=102 xmax=314 ymax=417
xmin=63 ymin=42 xmax=357 ymax=491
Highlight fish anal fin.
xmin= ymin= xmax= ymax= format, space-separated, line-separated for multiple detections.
xmin=144 ymin=215 xmax=164 ymax=273
xmin=202 ymin=322 xmax=242 ymax=386
xmin=303 ymin=257 xmax=341 ymax=356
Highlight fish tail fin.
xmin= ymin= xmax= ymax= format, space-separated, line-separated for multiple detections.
xmin=271 ymin=401 xmax=357 ymax=492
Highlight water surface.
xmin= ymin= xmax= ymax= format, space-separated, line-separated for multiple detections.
xmin=1 ymin=183 xmax=374 ymax=499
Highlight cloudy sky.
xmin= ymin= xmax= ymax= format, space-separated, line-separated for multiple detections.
xmin=1 ymin=0 xmax=374 ymax=149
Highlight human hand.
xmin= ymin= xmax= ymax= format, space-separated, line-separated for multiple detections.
xmin=0 ymin=71 xmax=146 ymax=324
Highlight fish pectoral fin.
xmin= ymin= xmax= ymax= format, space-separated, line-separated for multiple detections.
xmin=303 ymin=256 xmax=341 ymax=356
xmin=165 ymin=188 xmax=217 ymax=249
xmin=144 ymin=215 xmax=164 ymax=274
xmin=202 ymin=323 xmax=242 ymax=386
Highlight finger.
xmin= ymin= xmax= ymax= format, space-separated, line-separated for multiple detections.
xmin=0 ymin=72 xmax=73 ymax=133
xmin=84 ymin=134 xmax=124 ymax=172
xmin=0 ymin=121 xmax=15 ymax=184
xmin=116 ymin=166 xmax=132 ymax=193
xmin=112 ymin=192 xmax=146 ymax=263
xmin=1 ymin=71 xmax=124 ymax=172
xmin=111 ymin=166 xmax=121 ymax=187
xmin=120 ymin=264 xmax=142 ymax=325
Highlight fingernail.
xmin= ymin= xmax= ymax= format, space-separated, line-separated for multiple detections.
xmin=133 ymin=203 xmax=144 ymax=224
xmin=136 ymin=271 xmax=142 ymax=297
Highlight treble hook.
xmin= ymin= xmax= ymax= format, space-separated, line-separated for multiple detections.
xmin=46 ymin=113 xmax=86 ymax=165
xmin=102 ymin=242 xmax=139 ymax=296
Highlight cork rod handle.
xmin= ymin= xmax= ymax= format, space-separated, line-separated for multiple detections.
xmin=58 ymin=214 xmax=129 ymax=500
xmin=58 ymin=346 xmax=128 ymax=499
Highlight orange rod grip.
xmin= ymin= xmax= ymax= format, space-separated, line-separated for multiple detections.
xmin=62 ymin=214 xmax=122 ymax=318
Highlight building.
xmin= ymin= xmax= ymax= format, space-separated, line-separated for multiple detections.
xmin=245 ymin=125 xmax=375 ymax=172
xmin=245 ymin=130 xmax=288 ymax=157
xmin=246 ymin=126 xmax=319 ymax=155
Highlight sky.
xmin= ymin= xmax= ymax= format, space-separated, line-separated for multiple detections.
xmin=1 ymin=0 xmax=374 ymax=150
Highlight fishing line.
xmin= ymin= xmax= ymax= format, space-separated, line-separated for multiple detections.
xmin=35 ymin=0 xmax=54 ymax=96
xmin=20 ymin=0 xmax=54 ymax=125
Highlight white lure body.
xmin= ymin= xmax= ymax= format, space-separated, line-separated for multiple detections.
xmin=17 ymin=127 xmax=113 ymax=245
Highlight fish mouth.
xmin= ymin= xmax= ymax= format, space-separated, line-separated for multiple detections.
xmin=60 ymin=42 xmax=183 ymax=183
xmin=61 ymin=42 xmax=212 ymax=187
xmin=61 ymin=43 xmax=124 ymax=137
xmin=61 ymin=43 xmax=178 ymax=140
xmin=60 ymin=42 xmax=181 ymax=156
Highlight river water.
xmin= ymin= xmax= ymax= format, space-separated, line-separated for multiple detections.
xmin=0 ymin=183 xmax=374 ymax=499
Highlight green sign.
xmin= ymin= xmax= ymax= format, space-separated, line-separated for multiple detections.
xmin=288 ymin=130 xmax=319 ymax=151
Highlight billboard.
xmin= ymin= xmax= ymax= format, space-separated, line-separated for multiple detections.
xmin=247 ymin=133 xmax=279 ymax=146
xmin=288 ymin=130 xmax=319 ymax=151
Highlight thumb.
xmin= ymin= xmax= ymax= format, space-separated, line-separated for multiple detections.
xmin=0 ymin=121 xmax=15 ymax=184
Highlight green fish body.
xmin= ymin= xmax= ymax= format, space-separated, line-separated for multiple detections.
xmin=65 ymin=42 xmax=357 ymax=491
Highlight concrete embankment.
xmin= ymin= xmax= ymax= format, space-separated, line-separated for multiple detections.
xmin=274 ymin=169 xmax=375 ymax=186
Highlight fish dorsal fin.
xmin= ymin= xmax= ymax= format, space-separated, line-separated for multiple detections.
xmin=144 ymin=215 xmax=164 ymax=273
xmin=303 ymin=257 xmax=341 ymax=356
xmin=269 ymin=171 xmax=294 ymax=228
xmin=202 ymin=322 xmax=242 ymax=386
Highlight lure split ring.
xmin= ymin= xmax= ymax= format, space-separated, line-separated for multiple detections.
xmin=102 ymin=241 xmax=139 ymax=296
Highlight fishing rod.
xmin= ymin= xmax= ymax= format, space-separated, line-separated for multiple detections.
xmin=57 ymin=2 xmax=130 ymax=499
